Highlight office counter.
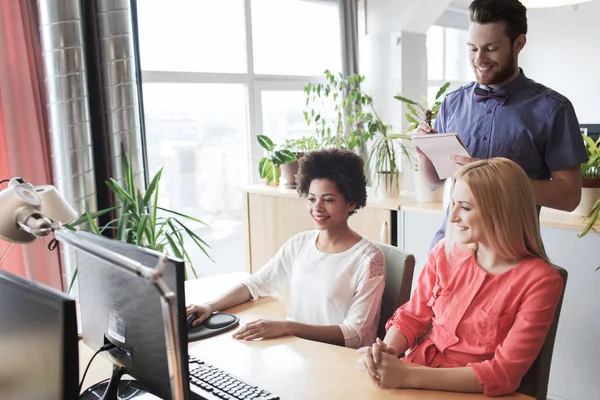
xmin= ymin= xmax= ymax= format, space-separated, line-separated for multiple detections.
xmin=79 ymin=272 xmax=532 ymax=399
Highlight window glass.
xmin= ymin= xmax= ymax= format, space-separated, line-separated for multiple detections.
xmin=137 ymin=0 xmax=247 ymax=73
xmin=251 ymin=0 xmax=341 ymax=75
xmin=427 ymin=25 xmax=444 ymax=81
xmin=143 ymin=83 xmax=248 ymax=276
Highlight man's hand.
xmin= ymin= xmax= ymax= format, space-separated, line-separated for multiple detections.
xmin=416 ymin=122 xmax=438 ymax=135
xmin=451 ymin=154 xmax=478 ymax=169
xmin=233 ymin=319 xmax=289 ymax=341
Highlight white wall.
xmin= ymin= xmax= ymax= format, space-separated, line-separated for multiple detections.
xmin=520 ymin=1 xmax=600 ymax=123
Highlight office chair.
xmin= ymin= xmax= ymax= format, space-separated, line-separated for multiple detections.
xmin=374 ymin=242 xmax=415 ymax=340
xmin=517 ymin=264 xmax=568 ymax=400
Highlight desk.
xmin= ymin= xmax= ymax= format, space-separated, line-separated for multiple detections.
xmin=79 ymin=272 xmax=532 ymax=400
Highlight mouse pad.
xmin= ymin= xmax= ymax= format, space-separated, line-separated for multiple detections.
xmin=188 ymin=313 xmax=240 ymax=342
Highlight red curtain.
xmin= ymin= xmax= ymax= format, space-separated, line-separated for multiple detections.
xmin=0 ymin=0 xmax=63 ymax=291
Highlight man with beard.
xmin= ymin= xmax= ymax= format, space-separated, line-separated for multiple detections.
xmin=417 ymin=0 xmax=588 ymax=249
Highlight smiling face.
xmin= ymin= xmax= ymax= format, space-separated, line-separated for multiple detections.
xmin=306 ymin=178 xmax=356 ymax=231
xmin=468 ymin=21 xmax=525 ymax=87
xmin=449 ymin=178 xmax=485 ymax=246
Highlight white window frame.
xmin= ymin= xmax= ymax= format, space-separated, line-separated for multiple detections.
xmin=140 ymin=0 xmax=338 ymax=185
xmin=427 ymin=25 xmax=472 ymax=96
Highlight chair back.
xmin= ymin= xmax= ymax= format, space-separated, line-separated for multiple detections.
xmin=517 ymin=264 xmax=568 ymax=400
xmin=374 ymin=242 xmax=415 ymax=339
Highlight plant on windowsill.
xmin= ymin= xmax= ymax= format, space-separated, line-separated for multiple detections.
xmin=576 ymin=134 xmax=600 ymax=271
xmin=257 ymin=134 xmax=296 ymax=187
xmin=303 ymin=70 xmax=377 ymax=152
xmin=65 ymin=151 xmax=211 ymax=292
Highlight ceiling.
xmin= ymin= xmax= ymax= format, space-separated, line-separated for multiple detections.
xmin=450 ymin=0 xmax=472 ymax=10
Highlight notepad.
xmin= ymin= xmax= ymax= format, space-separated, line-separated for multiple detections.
xmin=412 ymin=133 xmax=471 ymax=179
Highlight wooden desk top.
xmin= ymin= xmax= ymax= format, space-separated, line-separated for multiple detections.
xmin=80 ymin=272 xmax=532 ymax=399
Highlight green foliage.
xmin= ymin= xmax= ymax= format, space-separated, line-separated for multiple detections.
xmin=394 ymin=82 xmax=450 ymax=131
xmin=303 ymin=70 xmax=380 ymax=151
xmin=65 ymin=152 xmax=211 ymax=293
xmin=284 ymin=136 xmax=319 ymax=153
xmin=581 ymin=134 xmax=600 ymax=179
xmin=257 ymin=134 xmax=296 ymax=185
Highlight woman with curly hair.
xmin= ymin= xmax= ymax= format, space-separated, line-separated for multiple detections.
xmin=186 ymin=148 xmax=385 ymax=348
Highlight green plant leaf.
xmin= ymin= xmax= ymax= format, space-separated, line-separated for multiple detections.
xmin=435 ymin=82 xmax=451 ymax=100
xmin=393 ymin=95 xmax=418 ymax=106
xmin=143 ymin=168 xmax=163 ymax=206
xmin=84 ymin=211 xmax=101 ymax=235
xmin=157 ymin=206 xmax=208 ymax=226
xmin=405 ymin=113 xmax=419 ymax=125
xmin=64 ymin=206 xmax=119 ymax=230
xmin=259 ymin=157 xmax=272 ymax=179
xmin=67 ymin=268 xmax=78 ymax=294
xmin=257 ymin=135 xmax=275 ymax=151
xmin=106 ymin=178 xmax=136 ymax=204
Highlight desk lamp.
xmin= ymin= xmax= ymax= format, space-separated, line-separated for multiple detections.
xmin=0 ymin=177 xmax=187 ymax=400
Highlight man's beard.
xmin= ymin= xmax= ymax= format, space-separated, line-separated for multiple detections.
xmin=474 ymin=48 xmax=517 ymax=87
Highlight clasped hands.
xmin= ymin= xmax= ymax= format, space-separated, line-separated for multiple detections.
xmin=356 ymin=338 xmax=411 ymax=389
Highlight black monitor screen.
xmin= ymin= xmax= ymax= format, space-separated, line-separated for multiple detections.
xmin=0 ymin=270 xmax=79 ymax=400
xmin=74 ymin=230 xmax=190 ymax=400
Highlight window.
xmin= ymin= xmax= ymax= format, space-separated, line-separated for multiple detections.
xmin=137 ymin=0 xmax=342 ymax=277
xmin=426 ymin=25 xmax=473 ymax=104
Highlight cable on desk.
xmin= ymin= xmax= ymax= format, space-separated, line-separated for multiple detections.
xmin=79 ymin=343 xmax=116 ymax=393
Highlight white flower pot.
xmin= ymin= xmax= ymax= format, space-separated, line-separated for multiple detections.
xmin=572 ymin=187 xmax=600 ymax=216
xmin=413 ymin=169 xmax=444 ymax=203
xmin=374 ymin=172 xmax=402 ymax=198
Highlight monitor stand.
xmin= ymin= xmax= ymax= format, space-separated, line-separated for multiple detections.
xmin=79 ymin=365 xmax=161 ymax=400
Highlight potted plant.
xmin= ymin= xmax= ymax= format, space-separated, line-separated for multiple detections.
xmin=279 ymin=136 xmax=318 ymax=190
xmin=65 ymin=152 xmax=211 ymax=292
xmin=257 ymin=134 xmax=296 ymax=187
xmin=392 ymin=83 xmax=451 ymax=202
xmin=573 ymin=134 xmax=600 ymax=217
xmin=303 ymin=70 xmax=377 ymax=152
xmin=367 ymin=119 xmax=411 ymax=198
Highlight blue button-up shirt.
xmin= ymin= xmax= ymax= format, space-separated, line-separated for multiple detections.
xmin=430 ymin=70 xmax=588 ymax=249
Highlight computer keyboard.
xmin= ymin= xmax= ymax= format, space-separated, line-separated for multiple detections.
xmin=189 ymin=356 xmax=280 ymax=400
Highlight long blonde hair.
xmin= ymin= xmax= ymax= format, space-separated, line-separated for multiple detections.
xmin=445 ymin=157 xmax=549 ymax=263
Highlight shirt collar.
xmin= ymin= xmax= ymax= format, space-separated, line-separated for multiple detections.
xmin=476 ymin=68 xmax=527 ymax=95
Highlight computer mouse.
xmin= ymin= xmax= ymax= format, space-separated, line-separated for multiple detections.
xmin=186 ymin=312 xmax=200 ymax=328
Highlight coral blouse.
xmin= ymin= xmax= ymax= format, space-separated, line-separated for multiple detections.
xmin=386 ymin=240 xmax=563 ymax=396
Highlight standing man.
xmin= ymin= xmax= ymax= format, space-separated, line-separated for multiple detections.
xmin=418 ymin=0 xmax=588 ymax=249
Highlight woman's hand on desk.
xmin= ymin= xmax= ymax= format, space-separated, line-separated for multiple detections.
xmin=186 ymin=303 xmax=213 ymax=326
xmin=233 ymin=319 xmax=289 ymax=341
xmin=356 ymin=347 xmax=413 ymax=389
xmin=356 ymin=338 xmax=396 ymax=384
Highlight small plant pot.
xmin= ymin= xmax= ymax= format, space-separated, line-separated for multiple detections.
xmin=279 ymin=153 xmax=304 ymax=189
xmin=374 ymin=172 xmax=402 ymax=198
xmin=413 ymin=169 xmax=444 ymax=203
xmin=572 ymin=179 xmax=600 ymax=216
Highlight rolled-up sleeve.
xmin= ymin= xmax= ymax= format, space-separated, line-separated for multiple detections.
xmin=469 ymin=274 xmax=563 ymax=397
xmin=385 ymin=242 xmax=440 ymax=349
xmin=340 ymin=250 xmax=386 ymax=349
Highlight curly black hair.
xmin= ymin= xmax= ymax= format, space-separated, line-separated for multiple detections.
xmin=296 ymin=148 xmax=367 ymax=216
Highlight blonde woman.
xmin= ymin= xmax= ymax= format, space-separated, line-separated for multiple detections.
xmin=358 ymin=158 xmax=563 ymax=397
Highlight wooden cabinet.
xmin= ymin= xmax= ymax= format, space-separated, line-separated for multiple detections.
xmin=243 ymin=186 xmax=408 ymax=273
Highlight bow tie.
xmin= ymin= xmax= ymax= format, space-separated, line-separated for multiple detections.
xmin=474 ymin=87 xmax=508 ymax=106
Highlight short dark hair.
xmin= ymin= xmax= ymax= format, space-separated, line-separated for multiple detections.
xmin=469 ymin=0 xmax=527 ymax=43
xmin=296 ymin=148 xmax=367 ymax=216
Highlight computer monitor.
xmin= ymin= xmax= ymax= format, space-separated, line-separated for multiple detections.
xmin=73 ymin=230 xmax=191 ymax=400
xmin=0 ymin=269 xmax=79 ymax=400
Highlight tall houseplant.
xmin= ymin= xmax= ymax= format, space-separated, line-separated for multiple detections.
xmin=66 ymin=152 xmax=211 ymax=292
xmin=303 ymin=70 xmax=377 ymax=151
